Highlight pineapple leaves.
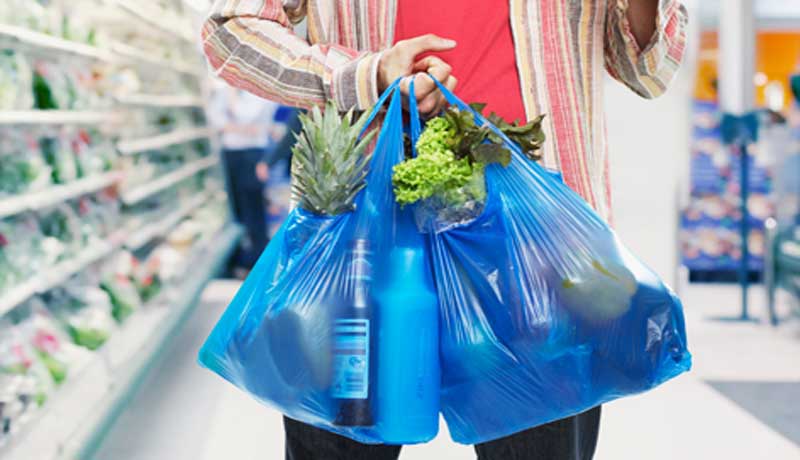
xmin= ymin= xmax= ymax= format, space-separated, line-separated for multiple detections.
xmin=291 ymin=101 xmax=377 ymax=216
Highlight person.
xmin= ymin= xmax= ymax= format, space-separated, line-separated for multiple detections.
xmin=208 ymin=83 xmax=281 ymax=273
xmin=201 ymin=1 xmax=688 ymax=459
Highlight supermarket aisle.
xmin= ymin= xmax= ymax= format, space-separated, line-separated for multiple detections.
xmin=92 ymin=280 xmax=282 ymax=460
xmin=96 ymin=281 xmax=800 ymax=460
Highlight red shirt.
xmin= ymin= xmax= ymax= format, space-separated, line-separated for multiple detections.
xmin=394 ymin=0 xmax=527 ymax=123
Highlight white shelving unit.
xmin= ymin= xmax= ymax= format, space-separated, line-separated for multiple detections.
xmin=116 ymin=93 xmax=204 ymax=108
xmin=117 ymin=127 xmax=212 ymax=155
xmin=0 ymin=24 xmax=114 ymax=62
xmin=0 ymin=241 xmax=115 ymax=317
xmin=0 ymin=225 xmax=242 ymax=460
xmin=109 ymin=0 xmax=196 ymax=43
xmin=0 ymin=110 xmax=116 ymax=125
xmin=120 ymin=156 xmax=218 ymax=205
xmin=0 ymin=172 xmax=121 ymax=219
xmin=110 ymin=41 xmax=203 ymax=78
xmin=124 ymin=191 xmax=211 ymax=250
xmin=0 ymin=3 xmax=235 ymax=458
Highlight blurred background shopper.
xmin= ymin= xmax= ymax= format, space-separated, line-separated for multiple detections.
xmin=209 ymin=82 xmax=279 ymax=273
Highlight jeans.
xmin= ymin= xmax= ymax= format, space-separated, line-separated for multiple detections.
xmin=222 ymin=147 xmax=269 ymax=269
xmin=284 ymin=406 xmax=601 ymax=460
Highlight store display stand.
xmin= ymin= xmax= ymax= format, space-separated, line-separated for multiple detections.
xmin=719 ymin=113 xmax=760 ymax=322
xmin=711 ymin=0 xmax=759 ymax=322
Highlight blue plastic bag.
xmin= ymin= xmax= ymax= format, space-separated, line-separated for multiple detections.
xmin=199 ymin=84 xmax=441 ymax=444
xmin=409 ymin=77 xmax=691 ymax=444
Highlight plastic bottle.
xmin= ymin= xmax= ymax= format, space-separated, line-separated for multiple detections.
xmin=375 ymin=246 xmax=440 ymax=443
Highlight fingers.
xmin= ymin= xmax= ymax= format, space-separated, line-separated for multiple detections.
xmin=400 ymin=34 xmax=456 ymax=59
xmin=420 ymin=75 xmax=457 ymax=116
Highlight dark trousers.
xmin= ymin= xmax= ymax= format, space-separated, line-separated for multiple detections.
xmin=222 ymin=147 xmax=269 ymax=269
xmin=284 ymin=406 xmax=601 ymax=460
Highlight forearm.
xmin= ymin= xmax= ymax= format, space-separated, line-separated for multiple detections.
xmin=627 ymin=0 xmax=660 ymax=50
xmin=202 ymin=1 xmax=382 ymax=111
xmin=604 ymin=0 xmax=688 ymax=98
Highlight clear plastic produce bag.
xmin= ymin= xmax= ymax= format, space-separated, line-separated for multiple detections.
xmin=199 ymin=83 xmax=441 ymax=444
xmin=413 ymin=77 xmax=691 ymax=444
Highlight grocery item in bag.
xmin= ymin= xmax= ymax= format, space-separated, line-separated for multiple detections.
xmin=199 ymin=86 xmax=440 ymax=444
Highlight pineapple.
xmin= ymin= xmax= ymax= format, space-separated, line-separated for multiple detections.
xmin=291 ymin=101 xmax=377 ymax=216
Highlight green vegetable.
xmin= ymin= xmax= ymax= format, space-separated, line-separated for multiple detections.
xmin=68 ymin=326 xmax=109 ymax=351
xmin=558 ymin=259 xmax=637 ymax=323
xmin=393 ymin=104 xmax=543 ymax=208
xmin=36 ymin=350 xmax=67 ymax=385
xmin=32 ymin=70 xmax=58 ymax=110
xmin=393 ymin=117 xmax=477 ymax=206
xmin=486 ymin=112 xmax=547 ymax=163
xmin=101 ymin=278 xmax=141 ymax=323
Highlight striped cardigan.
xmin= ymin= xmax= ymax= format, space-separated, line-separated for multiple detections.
xmin=203 ymin=0 xmax=688 ymax=220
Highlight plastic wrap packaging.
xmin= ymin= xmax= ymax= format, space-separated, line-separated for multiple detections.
xmin=200 ymin=84 xmax=441 ymax=444
xmin=413 ymin=77 xmax=691 ymax=444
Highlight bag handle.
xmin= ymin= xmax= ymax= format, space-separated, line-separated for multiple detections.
xmin=408 ymin=77 xmax=422 ymax=157
xmin=418 ymin=73 xmax=526 ymax=159
xmin=359 ymin=78 xmax=403 ymax=139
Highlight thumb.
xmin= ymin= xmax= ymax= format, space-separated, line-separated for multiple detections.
xmin=403 ymin=34 xmax=457 ymax=58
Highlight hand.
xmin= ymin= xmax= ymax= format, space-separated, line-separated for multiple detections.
xmin=377 ymin=34 xmax=457 ymax=116
xmin=406 ymin=56 xmax=457 ymax=116
xmin=256 ymin=161 xmax=269 ymax=182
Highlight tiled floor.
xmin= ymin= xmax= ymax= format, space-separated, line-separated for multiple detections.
xmin=94 ymin=280 xmax=800 ymax=460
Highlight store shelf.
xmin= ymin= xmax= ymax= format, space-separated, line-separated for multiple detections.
xmin=117 ymin=127 xmax=212 ymax=155
xmin=109 ymin=0 xmax=195 ymax=43
xmin=120 ymin=156 xmax=218 ymax=205
xmin=0 ymin=110 xmax=116 ymax=125
xmin=115 ymin=93 xmax=204 ymax=108
xmin=0 ymin=172 xmax=120 ymax=219
xmin=0 ymin=23 xmax=114 ymax=62
xmin=0 ymin=277 xmax=40 ymax=319
xmin=73 ymin=225 xmax=241 ymax=460
xmin=110 ymin=42 xmax=203 ymax=78
xmin=0 ymin=241 xmax=115 ymax=317
xmin=0 ymin=225 xmax=241 ymax=460
xmin=124 ymin=192 xmax=210 ymax=250
xmin=0 ymin=348 xmax=106 ymax=460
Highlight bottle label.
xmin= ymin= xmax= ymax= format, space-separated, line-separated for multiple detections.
xmin=331 ymin=319 xmax=369 ymax=400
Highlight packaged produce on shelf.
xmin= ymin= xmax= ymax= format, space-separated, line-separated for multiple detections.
xmin=0 ymin=214 xmax=47 ymax=293
xmin=0 ymin=220 xmax=22 ymax=294
xmin=0 ymin=324 xmax=54 ymax=439
xmin=0 ymin=49 xmax=34 ymax=111
xmin=0 ymin=129 xmax=52 ymax=196
xmin=76 ymin=193 xmax=120 ymax=241
xmin=100 ymin=251 xmax=143 ymax=323
xmin=166 ymin=219 xmax=200 ymax=253
xmin=132 ymin=251 xmax=162 ymax=303
xmin=60 ymin=3 xmax=100 ymax=46
xmin=37 ymin=202 xmax=85 ymax=261
xmin=32 ymin=60 xmax=75 ymax=110
xmin=148 ymin=243 xmax=182 ymax=284
xmin=69 ymin=128 xmax=111 ymax=177
xmin=9 ymin=304 xmax=88 ymax=385
xmin=3 ymin=0 xmax=60 ymax=36
xmin=44 ymin=279 xmax=116 ymax=351
xmin=39 ymin=130 xmax=79 ymax=184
